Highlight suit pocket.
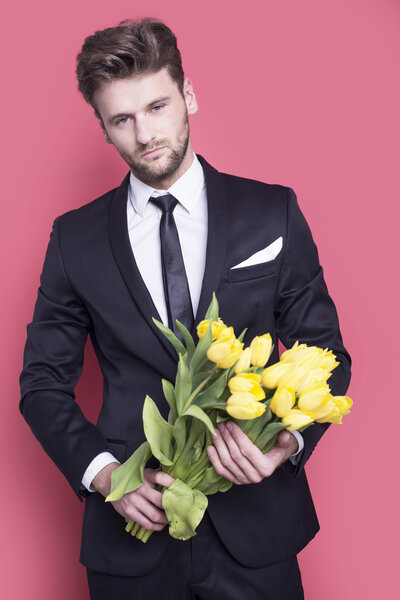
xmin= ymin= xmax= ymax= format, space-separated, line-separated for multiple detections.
xmin=228 ymin=260 xmax=278 ymax=282
xmin=105 ymin=438 xmax=128 ymax=463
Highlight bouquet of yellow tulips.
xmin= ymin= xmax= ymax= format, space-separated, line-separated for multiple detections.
xmin=106 ymin=293 xmax=352 ymax=542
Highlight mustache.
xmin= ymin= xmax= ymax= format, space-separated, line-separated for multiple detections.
xmin=140 ymin=140 xmax=169 ymax=154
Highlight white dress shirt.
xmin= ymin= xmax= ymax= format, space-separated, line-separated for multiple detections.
xmin=81 ymin=153 xmax=303 ymax=492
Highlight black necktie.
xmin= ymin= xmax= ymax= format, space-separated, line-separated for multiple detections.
xmin=150 ymin=194 xmax=194 ymax=337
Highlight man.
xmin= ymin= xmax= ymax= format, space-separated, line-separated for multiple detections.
xmin=19 ymin=18 xmax=351 ymax=600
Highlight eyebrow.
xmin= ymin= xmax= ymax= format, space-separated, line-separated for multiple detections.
xmin=108 ymin=96 xmax=171 ymax=124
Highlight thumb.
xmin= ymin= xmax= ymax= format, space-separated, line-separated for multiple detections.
xmin=278 ymin=430 xmax=293 ymax=447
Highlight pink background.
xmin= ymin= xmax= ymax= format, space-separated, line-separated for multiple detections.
xmin=2 ymin=0 xmax=398 ymax=597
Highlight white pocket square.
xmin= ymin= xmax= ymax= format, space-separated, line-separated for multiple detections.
xmin=231 ymin=236 xmax=283 ymax=269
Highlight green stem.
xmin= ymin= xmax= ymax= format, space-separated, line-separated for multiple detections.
xmin=182 ymin=366 xmax=218 ymax=412
xmin=141 ymin=529 xmax=154 ymax=543
xmin=125 ymin=519 xmax=134 ymax=533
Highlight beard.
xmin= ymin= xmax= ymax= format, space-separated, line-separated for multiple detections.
xmin=120 ymin=114 xmax=190 ymax=185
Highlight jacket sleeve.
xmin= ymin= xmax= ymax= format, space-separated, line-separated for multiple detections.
xmin=275 ymin=188 xmax=352 ymax=478
xmin=19 ymin=216 xmax=111 ymax=501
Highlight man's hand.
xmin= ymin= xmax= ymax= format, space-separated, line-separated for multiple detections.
xmin=92 ymin=463 xmax=174 ymax=531
xmin=206 ymin=421 xmax=298 ymax=485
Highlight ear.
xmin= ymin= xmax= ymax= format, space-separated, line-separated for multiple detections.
xmin=183 ymin=77 xmax=198 ymax=115
xmin=94 ymin=109 xmax=113 ymax=144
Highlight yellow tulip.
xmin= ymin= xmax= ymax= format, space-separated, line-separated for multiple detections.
xmin=249 ymin=334 xmax=273 ymax=367
xmin=308 ymin=397 xmax=337 ymax=420
xmin=311 ymin=394 xmax=352 ymax=423
xmin=270 ymin=387 xmax=295 ymax=418
xmin=234 ymin=347 xmax=252 ymax=374
xmin=197 ymin=318 xmax=227 ymax=340
xmin=281 ymin=342 xmax=338 ymax=372
xmin=281 ymin=409 xmax=315 ymax=430
xmin=318 ymin=354 xmax=340 ymax=372
xmin=261 ymin=362 xmax=293 ymax=389
xmin=226 ymin=393 xmax=266 ymax=420
xmin=207 ymin=336 xmax=243 ymax=369
xmin=291 ymin=368 xmax=332 ymax=395
xmin=279 ymin=365 xmax=311 ymax=394
xmin=228 ymin=373 xmax=265 ymax=400
xmin=315 ymin=406 xmax=343 ymax=424
xmin=332 ymin=396 xmax=353 ymax=416
xmin=298 ymin=384 xmax=331 ymax=411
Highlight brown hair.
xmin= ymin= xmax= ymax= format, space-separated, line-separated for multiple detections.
xmin=76 ymin=18 xmax=185 ymax=111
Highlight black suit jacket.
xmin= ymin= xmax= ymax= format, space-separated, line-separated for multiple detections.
xmin=19 ymin=154 xmax=351 ymax=576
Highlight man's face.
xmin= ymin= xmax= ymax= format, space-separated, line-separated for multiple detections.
xmin=93 ymin=68 xmax=198 ymax=188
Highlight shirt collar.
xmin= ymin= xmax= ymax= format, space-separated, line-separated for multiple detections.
xmin=128 ymin=152 xmax=205 ymax=217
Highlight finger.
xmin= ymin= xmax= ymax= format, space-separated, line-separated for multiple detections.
xmin=218 ymin=423 xmax=264 ymax=484
xmin=130 ymin=495 xmax=169 ymax=528
xmin=210 ymin=429 xmax=250 ymax=483
xmin=207 ymin=445 xmax=243 ymax=485
xmin=127 ymin=506 xmax=167 ymax=531
xmin=223 ymin=422 xmax=273 ymax=476
xmin=144 ymin=468 xmax=175 ymax=488
xmin=279 ymin=430 xmax=298 ymax=450
xmin=136 ymin=485 xmax=164 ymax=509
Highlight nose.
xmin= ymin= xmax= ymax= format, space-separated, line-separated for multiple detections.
xmin=135 ymin=117 xmax=156 ymax=146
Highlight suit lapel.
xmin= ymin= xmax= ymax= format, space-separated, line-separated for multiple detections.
xmin=108 ymin=171 xmax=177 ymax=360
xmin=108 ymin=155 xmax=230 ymax=354
xmin=194 ymin=155 xmax=230 ymax=330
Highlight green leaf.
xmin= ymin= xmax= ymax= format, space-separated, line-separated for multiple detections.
xmin=106 ymin=441 xmax=152 ymax=501
xmin=172 ymin=416 xmax=187 ymax=461
xmin=203 ymin=292 xmax=219 ymax=322
xmin=175 ymin=320 xmax=196 ymax=361
xmin=191 ymin=366 xmax=218 ymax=391
xmin=196 ymin=465 xmax=233 ymax=495
xmin=152 ymin=317 xmax=186 ymax=357
xmin=182 ymin=404 xmax=216 ymax=436
xmin=237 ymin=328 xmax=248 ymax=342
xmin=218 ymin=479 xmax=234 ymax=492
xmin=162 ymin=479 xmax=208 ymax=540
xmin=262 ymin=434 xmax=279 ymax=454
xmin=255 ymin=421 xmax=288 ymax=452
xmin=143 ymin=395 xmax=174 ymax=466
xmin=175 ymin=353 xmax=192 ymax=414
xmin=195 ymin=369 xmax=230 ymax=408
xmin=234 ymin=403 xmax=272 ymax=436
xmin=162 ymin=379 xmax=176 ymax=414
xmin=190 ymin=320 xmax=213 ymax=376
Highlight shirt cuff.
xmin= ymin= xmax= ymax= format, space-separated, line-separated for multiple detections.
xmin=81 ymin=452 xmax=120 ymax=492
xmin=288 ymin=430 xmax=304 ymax=465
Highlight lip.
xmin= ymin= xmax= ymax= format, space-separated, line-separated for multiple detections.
xmin=142 ymin=146 xmax=167 ymax=159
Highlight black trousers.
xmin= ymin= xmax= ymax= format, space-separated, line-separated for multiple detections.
xmin=86 ymin=511 xmax=304 ymax=599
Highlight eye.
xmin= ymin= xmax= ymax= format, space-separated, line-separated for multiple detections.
xmin=151 ymin=105 xmax=164 ymax=113
xmin=116 ymin=117 xmax=129 ymax=125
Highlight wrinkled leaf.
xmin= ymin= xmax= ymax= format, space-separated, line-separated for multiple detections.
xmin=143 ymin=395 xmax=174 ymax=466
xmin=106 ymin=441 xmax=152 ymax=502
xmin=196 ymin=465 xmax=233 ymax=495
xmin=162 ymin=478 xmax=208 ymax=540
